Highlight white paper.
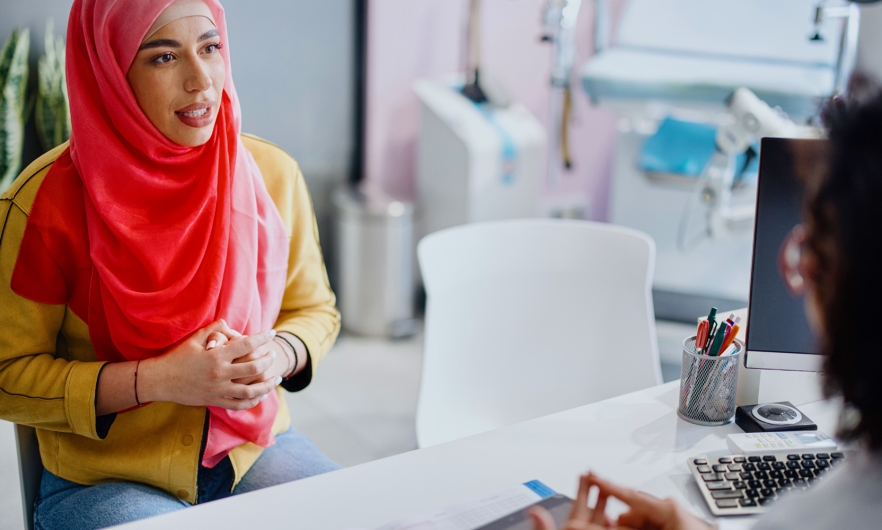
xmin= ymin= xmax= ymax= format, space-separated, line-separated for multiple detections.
xmin=375 ymin=482 xmax=553 ymax=530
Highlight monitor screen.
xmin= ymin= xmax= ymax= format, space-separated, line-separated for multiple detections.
xmin=745 ymin=138 xmax=823 ymax=371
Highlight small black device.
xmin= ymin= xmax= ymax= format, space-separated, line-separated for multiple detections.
xmin=735 ymin=402 xmax=817 ymax=433
xmin=476 ymin=494 xmax=573 ymax=530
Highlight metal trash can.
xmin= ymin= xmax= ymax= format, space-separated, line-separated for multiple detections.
xmin=333 ymin=184 xmax=416 ymax=338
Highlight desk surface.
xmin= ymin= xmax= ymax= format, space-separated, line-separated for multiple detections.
xmin=118 ymin=381 xmax=839 ymax=530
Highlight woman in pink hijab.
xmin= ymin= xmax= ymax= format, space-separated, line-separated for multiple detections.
xmin=0 ymin=0 xmax=341 ymax=527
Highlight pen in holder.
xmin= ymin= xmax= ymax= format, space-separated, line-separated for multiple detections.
xmin=677 ymin=336 xmax=743 ymax=426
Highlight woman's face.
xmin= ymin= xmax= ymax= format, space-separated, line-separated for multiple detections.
xmin=127 ymin=15 xmax=225 ymax=147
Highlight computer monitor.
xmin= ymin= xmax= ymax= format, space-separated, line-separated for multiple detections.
xmin=744 ymin=137 xmax=823 ymax=372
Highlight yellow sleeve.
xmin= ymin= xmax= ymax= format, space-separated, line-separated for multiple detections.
xmin=0 ymin=156 xmax=109 ymax=440
xmin=272 ymin=163 xmax=341 ymax=382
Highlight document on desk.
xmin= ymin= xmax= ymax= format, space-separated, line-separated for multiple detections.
xmin=372 ymin=480 xmax=557 ymax=530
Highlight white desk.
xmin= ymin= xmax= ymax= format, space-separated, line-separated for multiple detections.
xmin=117 ymin=382 xmax=839 ymax=530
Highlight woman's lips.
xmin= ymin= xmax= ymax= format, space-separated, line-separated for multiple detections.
xmin=175 ymin=101 xmax=215 ymax=128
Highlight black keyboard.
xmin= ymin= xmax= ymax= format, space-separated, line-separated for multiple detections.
xmin=688 ymin=451 xmax=846 ymax=516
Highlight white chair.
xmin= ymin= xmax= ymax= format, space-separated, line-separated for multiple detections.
xmin=416 ymin=219 xmax=662 ymax=448
xmin=15 ymin=424 xmax=41 ymax=530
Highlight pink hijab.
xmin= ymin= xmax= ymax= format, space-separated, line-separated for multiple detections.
xmin=12 ymin=0 xmax=289 ymax=467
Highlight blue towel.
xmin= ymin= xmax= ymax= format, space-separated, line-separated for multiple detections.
xmin=640 ymin=117 xmax=758 ymax=180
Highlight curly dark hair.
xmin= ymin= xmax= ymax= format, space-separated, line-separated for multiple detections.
xmin=804 ymin=73 xmax=882 ymax=450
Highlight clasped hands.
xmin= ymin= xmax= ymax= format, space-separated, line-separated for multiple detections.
xmin=137 ymin=319 xmax=293 ymax=411
xmin=528 ymin=473 xmax=711 ymax=530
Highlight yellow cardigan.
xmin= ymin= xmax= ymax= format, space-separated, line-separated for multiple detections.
xmin=0 ymin=134 xmax=340 ymax=504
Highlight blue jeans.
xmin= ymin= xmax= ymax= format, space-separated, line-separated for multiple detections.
xmin=34 ymin=428 xmax=340 ymax=530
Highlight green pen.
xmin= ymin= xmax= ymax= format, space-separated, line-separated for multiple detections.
xmin=707 ymin=322 xmax=728 ymax=356
xmin=706 ymin=307 xmax=718 ymax=347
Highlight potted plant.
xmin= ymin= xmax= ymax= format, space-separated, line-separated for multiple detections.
xmin=0 ymin=27 xmax=30 ymax=192
xmin=36 ymin=20 xmax=70 ymax=153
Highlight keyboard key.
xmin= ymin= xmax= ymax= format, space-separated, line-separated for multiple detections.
xmin=740 ymin=498 xmax=757 ymax=507
xmin=713 ymin=464 xmax=728 ymax=473
xmin=832 ymin=452 xmax=845 ymax=459
xmin=787 ymin=454 xmax=801 ymax=461
xmin=801 ymin=461 xmax=816 ymax=469
xmin=758 ymin=462 xmax=771 ymax=471
xmin=719 ymin=457 xmax=733 ymax=464
xmin=702 ymin=473 xmax=723 ymax=482
xmin=755 ymin=471 xmax=769 ymax=480
xmin=772 ymin=462 xmax=786 ymax=470
xmin=770 ymin=470 xmax=783 ymax=480
xmin=725 ymin=473 xmax=741 ymax=481
xmin=763 ymin=479 xmax=777 ymax=489
xmin=793 ymin=479 xmax=807 ymax=487
xmin=716 ymin=499 xmax=740 ymax=509
xmin=743 ymin=463 xmax=756 ymax=472
xmin=785 ymin=470 xmax=798 ymax=478
xmin=748 ymin=480 xmax=762 ymax=489
xmin=708 ymin=482 xmax=734 ymax=491
xmin=816 ymin=468 xmax=827 ymax=477
xmin=748 ymin=456 xmax=762 ymax=463
xmin=763 ymin=455 xmax=777 ymax=462
xmin=758 ymin=497 xmax=776 ymax=506
xmin=734 ymin=456 xmax=746 ymax=463
xmin=801 ymin=454 xmax=815 ymax=460
xmin=799 ymin=469 xmax=813 ymax=478
xmin=733 ymin=481 xmax=747 ymax=489
xmin=778 ymin=479 xmax=792 ymax=488
xmin=697 ymin=465 xmax=712 ymax=473
xmin=746 ymin=489 xmax=760 ymax=498
xmin=787 ymin=461 xmax=801 ymax=470
xmin=712 ymin=490 xmax=744 ymax=499
xmin=760 ymin=488 xmax=774 ymax=497
xmin=694 ymin=459 xmax=708 ymax=465
xmin=816 ymin=453 xmax=830 ymax=459
xmin=740 ymin=472 xmax=753 ymax=480
xmin=816 ymin=460 xmax=830 ymax=469
xmin=728 ymin=464 xmax=743 ymax=472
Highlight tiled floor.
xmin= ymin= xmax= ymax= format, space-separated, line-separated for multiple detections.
xmin=0 ymin=320 xmax=691 ymax=530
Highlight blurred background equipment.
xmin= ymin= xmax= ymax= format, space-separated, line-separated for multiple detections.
xmin=541 ymin=0 xmax=609 ymax=190
xmin=414 ymin=0 xmax=547 ymax=241
xmin=334 ymin=183 xmax=416 ymax=339
xmin=580 ymin=0 xmax=855 ymax=321
xmin=414 ymin=78 xmax=546 ymax=240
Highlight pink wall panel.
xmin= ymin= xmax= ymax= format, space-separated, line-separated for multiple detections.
xmin=365 ymin=0 xmax=625 ymax=220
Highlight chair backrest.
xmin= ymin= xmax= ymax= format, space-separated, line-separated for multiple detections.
xmin=416 ymin=219 xmax=662 ymax=448
xmin=15 ymin=424 xmax=41 ymax=530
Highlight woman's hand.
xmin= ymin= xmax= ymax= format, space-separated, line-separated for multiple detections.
xmin=527 ymin=473 xmax=711 ymax=530
xmin=204 ymin=327 xmax=297 ymax=385
xmin=138 ymin=319 xmax=281 ymax=410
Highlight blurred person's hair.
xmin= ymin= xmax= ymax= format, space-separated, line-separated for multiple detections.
xmin=804 ymin=72 xmax=882 ymax=449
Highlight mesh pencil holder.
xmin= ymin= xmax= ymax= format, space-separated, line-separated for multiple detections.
xmin=677 ymin=336 xmax=744 ymax=426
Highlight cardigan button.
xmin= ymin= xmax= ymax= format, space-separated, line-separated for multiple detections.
xmin=177 ymin=489 xmax=188 ymax=499
xmin=182 ymin=434 xmax=194 ymax=446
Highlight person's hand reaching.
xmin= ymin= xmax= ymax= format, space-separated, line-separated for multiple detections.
xmin=527 ymin=473 xmax=711 ymax=530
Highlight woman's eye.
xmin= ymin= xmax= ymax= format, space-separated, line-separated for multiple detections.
xmin=205 ymin=43 xmax=222 ymax=54
xmin=153 ymin=53 xmax=174 ymax=64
